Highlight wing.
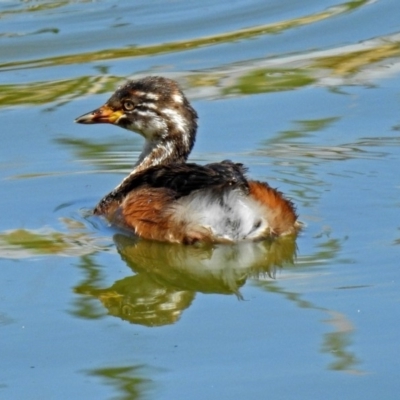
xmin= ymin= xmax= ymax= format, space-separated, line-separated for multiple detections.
xmin=134 ymin=160 xmax=248 ymax=194
xmin=94 ymin=160 xmax=249 ymax=214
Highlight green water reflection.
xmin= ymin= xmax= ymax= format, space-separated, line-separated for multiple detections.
xmin=271 ymin=118 xmax=341 ymax=141
xmin=74 ymin=234 xmax=297 ymax=326
xmin=1 ymin=1 xmax=398 ymax=109
xmin=0 ymin=1 xmax=75 ymax=16
xmin=0 ymin=0 xmax=370 ymax=72
xmin=322 ymin=311 xmax=361 ymax=373
xmin=74 ymin=230 xmax=359 ymax=374
xmin=253 ymin=232 xmax=360 ymax=374
xmin=2 ymin=32 xmax=400 ymax=107
xmin=71 ymin=255 xmax=108 ymax=320
xmin=256 ymin=279 xmax=362 ymax=374
xmin=56 ymin=137 xmax=139 ymax=172
xmin=85 ymin=364 xmax=153 ymax=400
xmin=225 ymin=68 xmax=315 ymax=95
xmin=0 ymin=218 xmax=110 ymax=258
xmin=0 ymin=211 xmax=363 ymax=376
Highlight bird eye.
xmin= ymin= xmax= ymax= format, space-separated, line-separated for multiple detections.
xmin=123 ymin=100 xmax=135 ymax=111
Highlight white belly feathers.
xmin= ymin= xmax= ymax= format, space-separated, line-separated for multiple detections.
xmin=171 ymin=188 xmax=269 ymax=241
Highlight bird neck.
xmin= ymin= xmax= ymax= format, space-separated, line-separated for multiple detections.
xmin=114 ymin=128 xmax=195 ymax=192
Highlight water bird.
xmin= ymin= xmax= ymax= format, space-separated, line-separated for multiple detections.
xmin=75 ymin=76 xmax=299 ymax=244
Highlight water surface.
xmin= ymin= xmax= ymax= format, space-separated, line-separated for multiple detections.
xmin=1 ymin=1 xmax=400 ymax=399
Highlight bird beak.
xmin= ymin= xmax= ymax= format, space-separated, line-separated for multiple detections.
xmin=75 ymin=105 xmax=124 ymax=124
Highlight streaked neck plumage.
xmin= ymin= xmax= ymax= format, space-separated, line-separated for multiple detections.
xmin=115 ymin=129 xmax=195 ymax=191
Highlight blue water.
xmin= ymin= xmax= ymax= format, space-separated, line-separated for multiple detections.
xmin=1 ymin=0 xmax=400 ymax=399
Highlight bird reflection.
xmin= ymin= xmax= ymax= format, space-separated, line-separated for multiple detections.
xmin=76 ymin=234 xmax=297 ymax=327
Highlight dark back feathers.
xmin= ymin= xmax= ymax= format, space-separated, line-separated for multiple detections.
xmin=94 ymin=160 xmax=248 ymax=214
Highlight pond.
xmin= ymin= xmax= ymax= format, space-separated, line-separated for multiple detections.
xmin=1 ymin=0 xmax=400 ymax=399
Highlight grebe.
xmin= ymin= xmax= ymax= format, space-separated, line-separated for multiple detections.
xmin=75 ymin=76 xmax=299 ymax=244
